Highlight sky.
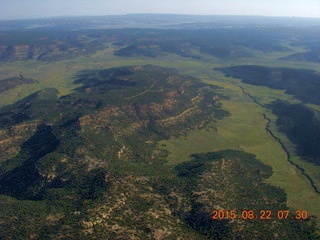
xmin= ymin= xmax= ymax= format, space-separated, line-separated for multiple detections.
xmin=0 ymin=0 xmax=320 ymax=20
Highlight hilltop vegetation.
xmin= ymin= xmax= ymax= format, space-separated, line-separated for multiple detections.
xmin=281 ymin=50 xmax=320 ymax=63
xmin=0 ymin=65 xmax=231 ymax=239
xmin=0 ymin=27 xmax=290 ymax=62
xmin=1 ymin=65 xmax=317 ymax=239
xmin=0 ymin=15 xmax=320 ymax=239
xmin=281 ymin=28 xmax=320 ymax=63
xmin=0 ymin=75 xmax=37 ymax=93
xmin=268 ymin=101 xmax=320 ymax=165
xmin=174 ymin=150 xmax=318 ymax=239
xmin=114 ymin=29 xmax=288 ymax=59
xmin=0 ymin=30 xmax=107 ymax=61
xmin=218 ymin=65 xmax=320 ymax=105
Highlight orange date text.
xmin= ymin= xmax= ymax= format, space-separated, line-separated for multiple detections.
xmin=212 ymin=210 xmax=308 ymax=220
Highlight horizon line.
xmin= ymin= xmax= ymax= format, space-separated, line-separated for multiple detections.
xmin=1 ymin=13 xmax=320 ymax=21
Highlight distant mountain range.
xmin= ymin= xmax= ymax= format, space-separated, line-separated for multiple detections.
xmin=1 ymin=14 xmax=320 ymax=31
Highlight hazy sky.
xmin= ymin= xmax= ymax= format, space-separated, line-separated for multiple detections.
xmin=0 ymin=0 xmax=320 ymax=20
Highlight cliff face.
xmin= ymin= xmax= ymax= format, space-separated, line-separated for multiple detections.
xmin=0 ymin=44 xmax=80 ymax=61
